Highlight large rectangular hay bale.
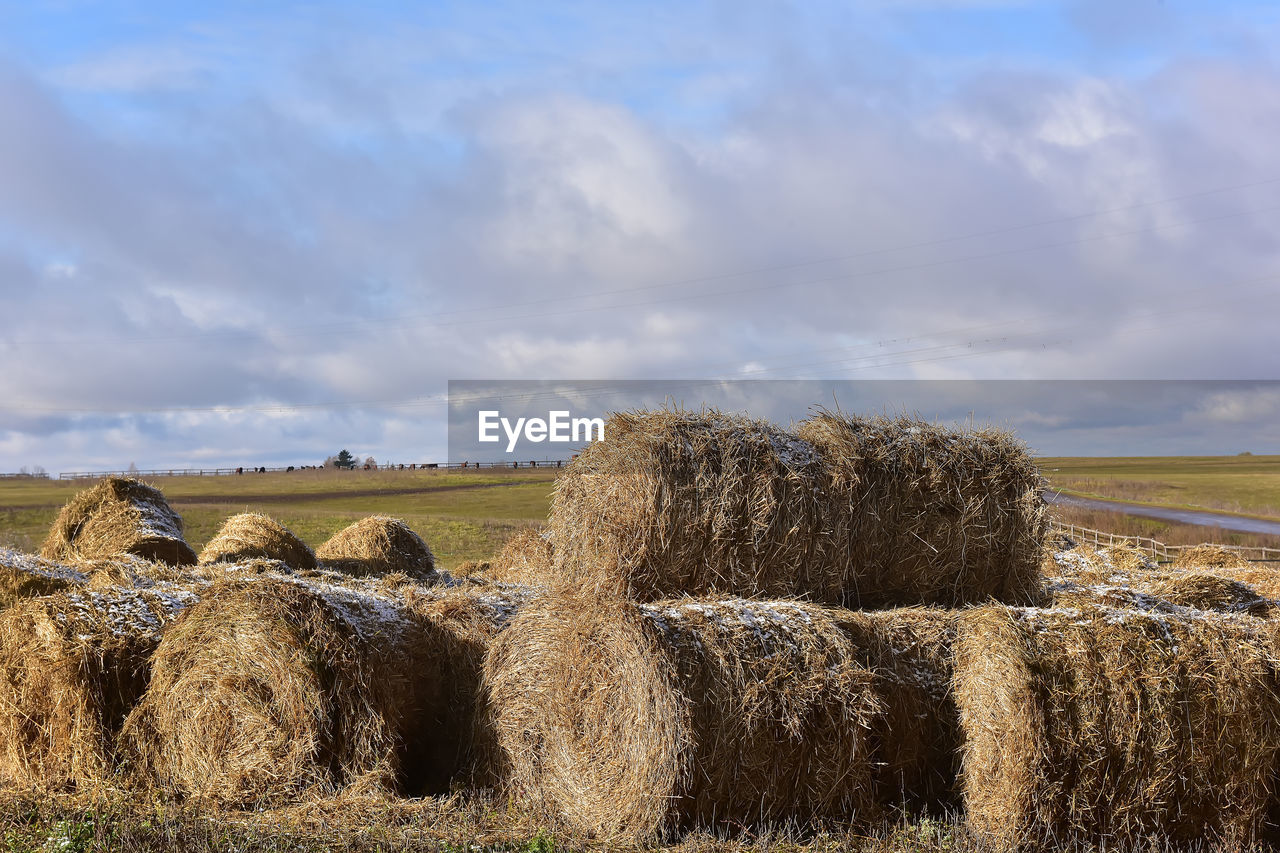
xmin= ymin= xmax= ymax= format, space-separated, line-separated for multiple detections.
xmin=548 ymin=409 xmax=1044 ymax=606
xmin=954 ymin=604 xmax=1280 ymax=848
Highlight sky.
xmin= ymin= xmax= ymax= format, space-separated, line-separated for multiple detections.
xmin=1 ymin=0 xmax=1279 ymax=472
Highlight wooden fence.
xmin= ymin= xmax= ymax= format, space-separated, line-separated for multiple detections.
xmin=1049 ymin=520 xmax=1280 ymax=563
xmin=56 ymin=460 xmax=567 ymax=480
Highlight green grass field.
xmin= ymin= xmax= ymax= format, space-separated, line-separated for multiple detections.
xmin=1037 ymin=455 xmax=1280 ymax=520
xmin=0 ymin=467 xmax=559 ymax=570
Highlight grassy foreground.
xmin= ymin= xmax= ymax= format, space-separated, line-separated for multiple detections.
xmin=0 ymin=468 xmax=558 ymax=571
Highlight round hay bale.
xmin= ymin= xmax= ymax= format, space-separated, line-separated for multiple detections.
xmin=41 ymin=477 xmax=196 ymax=567
xmin=485 ymin=528 xmax=555 ymax=586
xmin=0 ymin=584 xmax=197 ymax=789
xmin=483 ymin=591 xmax=882 ymax=841
xmin=198 ymin=513 xmax=317 ymax=570
xmin=548 ymin=408 xmax=1045 ymax=606
xmin=120 ymin=574 xmax=448 ymax=804
xmin=954 ymin=604 xmax=1280 ymax=848
xmin=1173 ymin=544 xmax=1252 ymax=569
xmin=0 ymin=547 xmax=87 ymax=609
xmin=797 ymin=411 xmax=1047 ymax=606
xmin=315 ymin=517 xmax=436 ymax=581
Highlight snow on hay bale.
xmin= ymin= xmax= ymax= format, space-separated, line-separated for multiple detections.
xmin=1173 ymin=544 xmax=1253 ymax=569
xmin=482 ymin=591 xmax=883 ymax=841
xmin=315 ymin=516 xmax=436 ymax=581
xmin=120 ymin=574 xmax=454 ymax=804
xmin=198 ymin=513 xmax=317 ymax=570
xmin=954 ymin=604 xmax=1280 ymax=849
xmin=1044 ymin=565 xmax=1272 ymax=617
xmin=0 ymin=547 xmax=87 ymax=608
xmin=41 ymin=477 xmax=196 ymax=567
xmin=0 ymin=584 xmax=197 ymax=789
xmin=548 ymin=408 xmax=1045 ymax=606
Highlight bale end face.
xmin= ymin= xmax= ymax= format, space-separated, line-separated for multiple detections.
xmin=198 ymin=513 xmax=317 ymax=570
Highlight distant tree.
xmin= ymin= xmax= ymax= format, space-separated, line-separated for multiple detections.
xmin=335 ymin=449 xmax=356 ymax=470
xmin=364 ymin=456 xmax=378 ymax=470
xmin=32 ymin=465 xmax=45 ymax=476
xmin=127 ymin=462 xmax=139 ymax=474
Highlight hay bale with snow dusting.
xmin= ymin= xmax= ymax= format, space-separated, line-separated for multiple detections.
xmin=0 ymin=547 xmax=87 ymax=608
xmin=549 ymin=409 xmax=1044 ymax=606
xmin=0 ymin=584 xmax=197 ymax=789
xmin=41 ymin=477 xmax=196 ymax=567
xmin=1173 ymin=544 xmax=1253 ymax=569
xmin=797 ymin=412 xmax=1046 ymax=607
xmin=315 ymin=516 xmax=436 ymax=581
xmin=483 ymin=591 xmax=882 ymax=841
xmin=198 ymin=513 xmax=316 ymax=570
xmin=120 ymin=574 xmax=450 ymax=804
xmin=954 ymin=604 xmax=1280 ymax=849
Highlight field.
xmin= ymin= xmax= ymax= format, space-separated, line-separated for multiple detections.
xmin=0 ymin=467 xmax=558 ymax=571
xmin=0 ymin=454 xmax=1278 ymax=852
xmin=1038 ymin=455 xmax=1280 ymax=520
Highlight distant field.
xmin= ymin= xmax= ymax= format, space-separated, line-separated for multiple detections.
xmin=1038 ymin=455 xmax=1280 ymax=520
xmin=3 ymin=455 xmax=1276 ymax=566
xmin=0 ymin=467 xmax=559 ymax=570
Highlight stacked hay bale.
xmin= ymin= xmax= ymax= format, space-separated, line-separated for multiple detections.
xmin=0 ymin=547 xmax=87 ymax=608
xmin=796 ymin=411 xmax=1046 ymax=607
xmin=41 ymin=477 xmax=197 ymax=566
xmin=484 ymin=591 xmax=896 ymax=841
xmin=316 ymin=517 xmax=436 ymax=581
xmin=548 ymin=409 xmax=1045 ymax=607
xmin=120 ymin=574 xmax=439 ymax=803
xmin=198 ymin=513 xmax=316 ymax=570
xmin=120 ymin=568 xmax=532 ymax=804
xmin=953 ymin=604 xmax=1280 ymax=849
xmin=0 ymin=584 xmax=198 ymax=789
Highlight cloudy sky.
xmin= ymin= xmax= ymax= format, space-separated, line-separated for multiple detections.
xmin=2 ymin=1 xmax=1279 ymax=471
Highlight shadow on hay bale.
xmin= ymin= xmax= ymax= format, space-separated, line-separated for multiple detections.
xmin=483 ymin=591 xmax=889 ymax=842
xmin=0 ymin=585 xmax=197 ymax=789
xmin=1044 ymin=566 xmax=1273 ymax=617
xmin=198 ymin=513 xmax=317 ymax=570
xmin=41 ymin=477 xmax=196 ymax=567
xmin=315 ymin=517 xmax=436 ymax=581
xmin=119 ymin=573 xmax=511 ymax=805
xmin=548 ymin=409 xmax=1045 ymax=607
xmin=0 ymin=547 xmax=87 ymax=608
xmin=954 ymin=604 xmax=1280 ymax=849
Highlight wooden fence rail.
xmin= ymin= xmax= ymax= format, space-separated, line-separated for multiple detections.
xmin=1049 ymin=519 xmax=1280 ymax=563
xmin=57 ymin=460 xmax=567 ymax=480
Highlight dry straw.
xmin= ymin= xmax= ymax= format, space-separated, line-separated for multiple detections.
xmin=41 ymin=477 xmax=196 ymax=566
xmin=198 ymin=513 xmax=317 ymax=570
xmin=549 ymin=408 xmax=1045 ymax=606
xmin=0 ymin=584 xmax=197 ymax=789
xmin=315 ymin=516 xmax=436 ymax=580
xmin=483 ymin=591 xmax=883 ymax=842
xmin=484 ymin=528 xmax=555 ymax=586
xmin=119 ymin=572 xmax=509 ymax=804
xmin=0 ymin=547 xmax=87 ymax=609
xmin=1173 ymin=543 xmax=1253 ymax=569
xmin=954 ymin=604 xmax=1280 ymax=849
xmin=835 ymin=608 xmax=959 ymax=815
